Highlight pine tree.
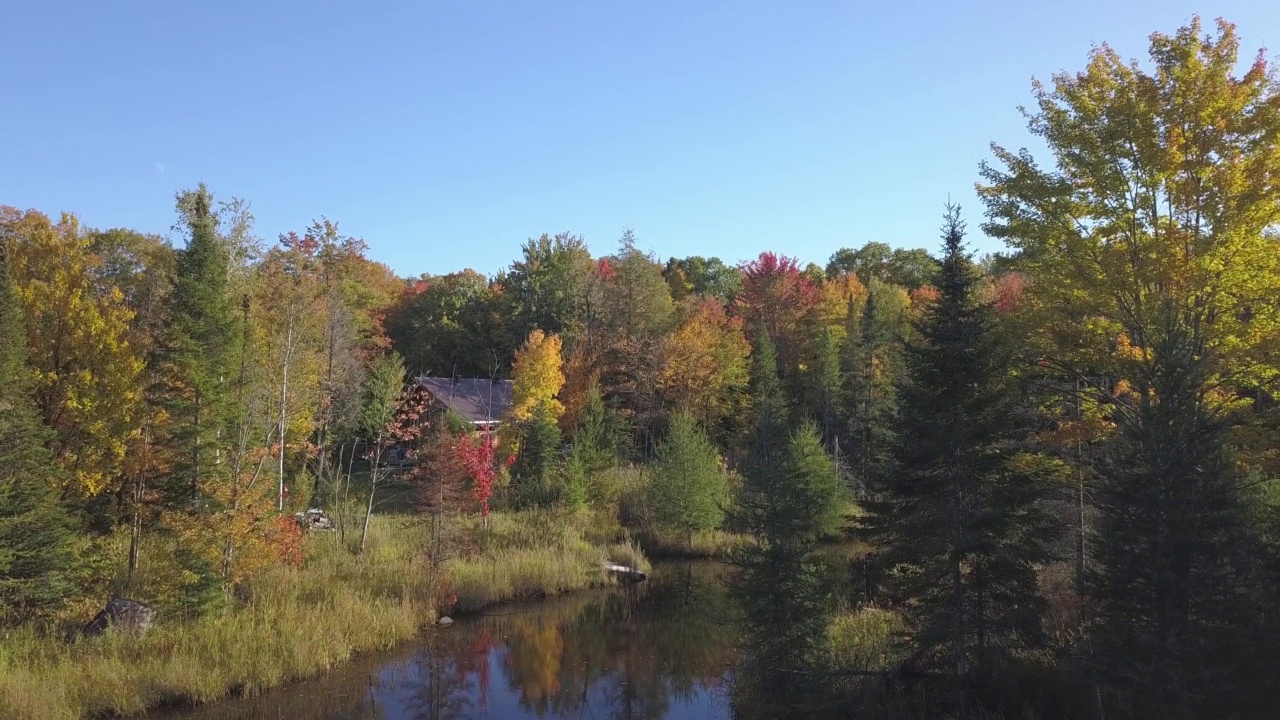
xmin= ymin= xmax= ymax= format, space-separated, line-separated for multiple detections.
xmin=0 ymin=240 xmax=75 ymax=624
xmin=731 ymin=398 xmax=843 ymax=718
xmin=647 ymin=411 xmax=730 ymax=545
xmin=865 ymin=204 xmax=1053 ymax=684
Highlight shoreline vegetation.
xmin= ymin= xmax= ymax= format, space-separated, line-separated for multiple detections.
xmin=0 ymin=511 xmax=648 ymax=720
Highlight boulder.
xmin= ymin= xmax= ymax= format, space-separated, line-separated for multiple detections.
xmin=294 ymin=508 xmax=334 ymax=531
xmin=83 ymin=598 xmax=155 ymax=637
xmin=437 ymin=616 xmax=454 ymax=627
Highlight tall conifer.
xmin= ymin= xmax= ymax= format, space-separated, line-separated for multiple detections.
xmin=865 ymin=205 xmax=1052 ymax=683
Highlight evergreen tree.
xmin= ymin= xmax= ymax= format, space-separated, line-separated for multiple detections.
xmin=562 ymin=383 xmax=624 ymax=510
xmin=647 ymin=411 xmax=730 ymax=544
xmin=1089 ymin=316 xmax=1264 ymax=718
xmin=842 ymin=278 xmax=905 ymax=499
xmin=512 ymin=400 xmax=562 ymax=508
xmin=865 ymin=205 xmax=1053 ymax=684
xmin=732 ymin=403 xmax=843 ymax=717
xmin=0 ymin=241 xmax=75 ymax=624
xmin=803 ymin=324 xmax=842 ymax=451
xmin=164 ymin=185 xmax=241 ymax=506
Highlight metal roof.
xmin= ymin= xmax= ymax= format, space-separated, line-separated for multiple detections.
xmin=416 ymin=376 xmax=513 ymax=425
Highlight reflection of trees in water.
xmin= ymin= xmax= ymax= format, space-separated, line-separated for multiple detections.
xmin=494 ymin=562 xmax=736 ymax=719
xmin=391 ymin=640 xmax=477 ymax=720
xmin=729 ymin=545 xmax=836 ymax=720
xmin=156 ymin=564 xmax=737 ymax=720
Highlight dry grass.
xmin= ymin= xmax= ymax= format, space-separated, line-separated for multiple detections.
xmin=0 ymin=510 xmax=645 ymax=720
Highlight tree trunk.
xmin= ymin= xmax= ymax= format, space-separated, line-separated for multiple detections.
xmin=360 ymin=438 xmax=382 ymax=555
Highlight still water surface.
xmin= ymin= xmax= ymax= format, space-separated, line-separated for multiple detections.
xmin=152 ymin=562 xmax=738 ymax=720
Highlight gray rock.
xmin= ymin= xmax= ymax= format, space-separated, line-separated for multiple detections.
xmin=437 ymin=616 xmax=454 ymax=627
xmin=83 ymin=598 xmax=155 ymax=636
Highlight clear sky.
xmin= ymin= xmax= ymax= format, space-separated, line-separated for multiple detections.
xmin=1 ymin=2 xmax=1275 ymax=277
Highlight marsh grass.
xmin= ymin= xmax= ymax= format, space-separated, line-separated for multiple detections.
xmin=828 ymin=607 xmax=903 ymax=671
xmin=0 ymin=510 xmax=644 ymax=720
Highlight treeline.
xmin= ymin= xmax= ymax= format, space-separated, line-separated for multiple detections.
xmin=0 ymin=164 xmax=951 ymax=622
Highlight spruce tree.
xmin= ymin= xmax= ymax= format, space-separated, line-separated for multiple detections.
xmin=865 ymin=205 xmax=1052 ymax=683
xmin=1090 ymin=316 xmax=1263 ymax=717
xmin=512 ymin=400 xmax=562 ymax=508
xmin=165 ymin=185 xmax=240 ymax=506
xmin=0 ymin=241 xmax=75 ymax=624
xmin=731 ymin=329 xmax=848 ymax=717
xmin=842 ymin=278 xmax=905 ymax=498
xmin=734 ymin=326 xmax=791 ymax=538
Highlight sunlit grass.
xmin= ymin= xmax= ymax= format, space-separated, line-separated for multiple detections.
xmin=0 ymin=510 xmax=645 ymax=720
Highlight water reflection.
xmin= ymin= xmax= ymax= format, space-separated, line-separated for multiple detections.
xmin=151 ymin=563 xmax=737 ymax=720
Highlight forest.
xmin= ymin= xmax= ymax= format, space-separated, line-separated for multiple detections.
xmin=3 ymin=15 xmax=1280 ymax=720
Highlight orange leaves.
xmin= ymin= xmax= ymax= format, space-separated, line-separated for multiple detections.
xmin=659 ymin=298 xmax=750 ymax=428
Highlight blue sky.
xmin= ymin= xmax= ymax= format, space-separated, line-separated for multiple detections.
xmin=2 ymin=2 xmax=1275 ymax=277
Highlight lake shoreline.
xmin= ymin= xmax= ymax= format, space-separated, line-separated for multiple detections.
xmin=0 ymin=512 xmax=649 ymax=720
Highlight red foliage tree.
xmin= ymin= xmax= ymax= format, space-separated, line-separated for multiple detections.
xmin=735 ymin=251 xmax=819 ymax=367
xmin=455 ymin=428 xmax=503 ymax=518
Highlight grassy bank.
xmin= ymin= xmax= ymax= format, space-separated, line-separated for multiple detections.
xmin=631 ymin=528 xmax=747 ymax=559
xmin=0 ymin=511 xmax=646 ymax=720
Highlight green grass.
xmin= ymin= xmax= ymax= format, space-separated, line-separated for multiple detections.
xmin=828 ymin=607 xmax=903 ymax=671
xmin=0 ymin=510 xmax=646 ymax=720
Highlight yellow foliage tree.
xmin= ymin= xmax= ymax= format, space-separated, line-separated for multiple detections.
xmin=509 ymin=329 xmax=565 ymax=421
xmin=0 ymin=207 xmax=144 ymax=496
xmin=659 ymin=298 xmax=750 ymax=431
xmin=979 ymin=17 xmax=1280 ymax=391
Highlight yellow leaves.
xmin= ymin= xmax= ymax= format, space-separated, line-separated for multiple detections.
xmin=1 ymin=208 xmax=144 ymax=497
xmin=509 ymin=329 xmax=565 ymax=422
xmin=659 ymin=298 xmax=750 ymax=427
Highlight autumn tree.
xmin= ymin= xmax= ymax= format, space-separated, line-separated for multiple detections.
xmin=357 ymin=352 xmax=413 ymax=554
xmin=254 ymin=232 xmax=326 ymax=511
xmin=979 ymin=18 xmax=1280 ymax=708
xmin=508 ymin=329 xmax=566 ymax=422
xmin=736 ymin=252 xmax=819 ymax=377
xmin=0 ymin=240 xmax=75 ymax=624
xmin=0 ymin=208 xmax=144 ymax=498
xmin=863 ymin=206 xmax=1054 ymax=685
xmin=659 ymin=298 xmax=750 ymax=441
xmin=646 ymin=411 xmax=730 ymax=545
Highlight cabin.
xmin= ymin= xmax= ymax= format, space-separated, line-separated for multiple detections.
xmin=415 ymin=376 xmax=513 ymax=430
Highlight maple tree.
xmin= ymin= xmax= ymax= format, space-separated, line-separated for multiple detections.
xmin=659 ymin=298 xmax=750 ymax=435
xmin=736 ymin=252 xmax=819 ymax=377
xmin=0 ymin=207 xmax=144 ymax=497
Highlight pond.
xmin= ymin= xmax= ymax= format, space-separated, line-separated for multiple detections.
xmin=151 ymin=562 xmax=741 ymax=720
